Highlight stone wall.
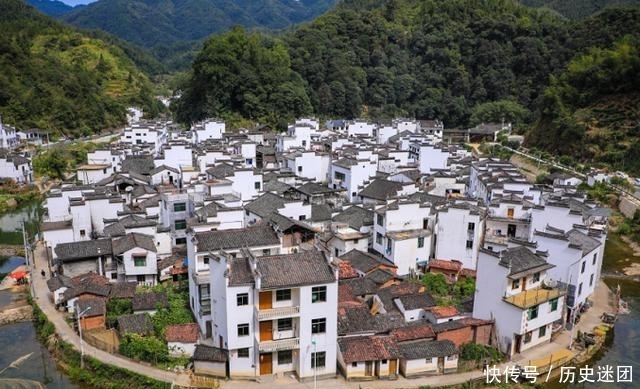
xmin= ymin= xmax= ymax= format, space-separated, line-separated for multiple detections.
xmin=0 ymin=305 xmax=33 ymax=325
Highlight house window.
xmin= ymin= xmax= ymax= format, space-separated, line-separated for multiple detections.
xmin=524 ymin=331 xmax=532 ymax=344
xmin=578 ymin=282 xmax=583 ymax=296
xmin=532 ymin=272 xmax=540 ymax=283
xmin=175 ymin=237 xmax=187 ymax=245
xmin=581 ymin=261 xmax=586 ymax=274
xmin=376 ymin=233 xmax=383 ymax=244
xmin=539 ymin=325 xmax=547 ymax=338
xmin=467 ymin=222 xmax=475 ymax=232
xmin=334 ymin=172 xmax=345 ymax=181
xmin=111 ymin=273 xmax=118 ymax=280
xmin=381 ymin=359 xmax=387 ymax=364
xmin=136 ymin=274 xmax=146 ymax=283
xmin=237 ymin=323 xmax=249 ymax=337
xmin=238 ymin=348 xmax=249 ymax=358
xmin=512 ymin=279 xmax=520 ymax=290
xmin=173 ymin=202 xmax=186 ymax=212
xmin=262 ymin=249 xmax=271 ymax=256
xmin=311 ymin=318 xmax=326 ymax=334
xmin=245 ymin=210 xmax=250 ymax=216
xmin=203 ymin=256 xmax=210 ymax=265
xmin=311 ymin=351 xmax=326 ymax=368
xmin=174 ymin=219 xmax=187 ymax=230
xmin=297 ymin=166 xmax=303 ymax=173
xmin=446 ymin=355 xmax=456 ymax=361
xmin=237 ymin=293 xmax=249 ymax=306
xmin=299 ymin=215 xmax=306 ymax=221
xmin=80 ymin=229 xmax=86 ymax=237
xmin=278 ymin=350 xmax=292 ymax=365
xmin=425 ymin=357 xmax=432 ymax=364
xmin=133 ymin=255 xmax=146 ymax=267
xmin=277 ymin=318 xmax=292 ymax=332
xmin=199 ymin=284 xmax=210 ymax=300
xmin=550 ymin=298 xmax=558 ymax=312
xmin=590 ymin=273 xmax=594 ymax=287
xmin=254 ymin=182 xmax=261 ymax=190
xmin=527 ymin=305 xmax=539 ymax=320
xmin=377 ymin=214 xmax=384 ymax=226
xmin=418 ymin=237 xmax=425 ymax=248
xmin=312 ymin=286 xmax=327 ymax=303
xmin=592 ymin=253 xmax=597 ymax=265
xmin=466 ymin=240 xmax=473 ymax=249
xmin=276 ymin=289 xmax=291 ymax=301
xmin=351 ymin=362 xmax=358 ymax=367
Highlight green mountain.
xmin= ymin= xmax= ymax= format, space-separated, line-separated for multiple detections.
xmin=25 ymin=0 xmax=74 ymax=16
xmin=0 ymin=0 xmax=164 ymax=137
xmin=58 ymin=0 xmax=338 ymax=70
xmin=520 ymin=0 xmax=640 ymax=19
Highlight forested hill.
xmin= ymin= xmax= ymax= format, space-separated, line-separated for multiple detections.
xmin=0 ymin=0 xmax=164 ymax=137
xmin=57 ymin=0 xmax=338 ymax=70
xmin=175 ymin=0 xmax=640 ymax=173
xmin=519 ymin=0 xmax=640 ymax=19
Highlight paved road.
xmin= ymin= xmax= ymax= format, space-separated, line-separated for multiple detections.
xmin=29 ymin=239 xmax=616 ymax=389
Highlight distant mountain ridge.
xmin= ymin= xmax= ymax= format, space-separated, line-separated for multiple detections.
xmin=25 ymin=0 xmax=76 ymax=15
xmin=519 ymin=0 xmax=640 ymax=19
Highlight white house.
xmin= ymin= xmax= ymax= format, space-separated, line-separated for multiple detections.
xmin=434 ymin=203 xmax=484 ymax=269
xmin=330 ymin=158 xmax=378 ymax=203
xmin=208 ymin=249 xmax=338 ymax=381
xmin=0 ymin=119 xmax=18 ymax=150
xmin=283 ymin=151 xmax=330 ymax=183
xmin=473 ymin=246 xmax=565 ymax=357
xmin=0 ymin=151 xmax=33 ymax=183
xmin=111 ymin=233 xmax=158 ymax=286
xmin=76 ymin=164 xmax=111 ymax=185
xmin=398 ymin=339 xmax=458 ymax=377
xmin=193 ymin=119 xmax=225 ymax=143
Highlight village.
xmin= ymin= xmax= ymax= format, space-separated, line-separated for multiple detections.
xmin=0 ymin=115 xmax=617 ymax=385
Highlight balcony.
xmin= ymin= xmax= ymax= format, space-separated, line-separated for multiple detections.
xmin=191 ymin=270 xmax=210 ymax=285
xmin=504 ymin=287 xmax=565 ymax=309
xmin=255 ymin=305 xmax=300 ymax=321
xmin=258 ymin=337 xmax=300 ymax=352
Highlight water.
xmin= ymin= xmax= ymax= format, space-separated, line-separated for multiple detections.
xmin=0 ymin=201 xmax=42 ymax=245
xmin=544 ymin=233 xmax=640 ymax=388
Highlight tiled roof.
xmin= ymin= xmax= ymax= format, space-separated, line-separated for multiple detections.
xmin=340 ymin=249 xmax=395 ymax=274
xmin=340 ymin=277 xmax=378 ymax=296
xmin=296 ymin=182 xmax=339 ymax=195
xmin=431 ymin=319 xmax=467 ymax=333
xmin=398 ymin=339 xmax=457 ymax=359
xmin=311 ymin=204 xmax=333 ymax=222
xmin=257 ymin=251 xmax=335 ymax=289
xmin=103 ymin=215 xmax=157 ymax=237
xmin=428 ymin=259 xmax=462 ymax=272
xmin=193 ymin=344 xmax=228 ymax=363
xmin=195 ymin=224 xmax=280 ymax=251
xmin=396 ymin=293 xmax=436 ymax=310
xmin=117 ymin=313 xmax=154 ymax=336
xmin=41 ymin=220 xmax=72 ymax=232
xmin=165 ymin=323 xmax=199 ymax=343
xmin=391 ymin=324 xmax=435 ymax=342
xmin=132 ymin=292 xmax=169 ymax=311
xmin=47 ymin=274 xmax=72 ymax=292
xmin=338 ymin=260 xmax=359 ymax=280
xmin=244 ymin=192 xmax=285 ymax=218
xmin=121 ymin=155 xmax=155 ymax=175
xmin=109 ymin=282 xmax=138 ymax=299
xmin=63 ymin=273 xmax=111 ymax=300
xmin=566 ymin=229 xmax=601 ymax=255
xmin=358 ymin=179 xmax=404 ymax=201
xmin=112 ymin=233 xmax=157 ymax=255
xmin=366 ymin=268 xmax=399 ymax=285
xmin=497 ymin=246 xmax=555 ymax=279
xmin=55 ymin=239 xmax=113 ymax=262
xmin=338 ymin=306 xmax=404 ymax=335
xmin=429 ymin=306 xmax=460 ymax=318
xmin=332 ymin=206 xmax=374 ymax=230
xmin=76 ymin=297 xmax=107 ymax=317
xmin=228 ymin=257 xmax=253 ymax=286
xmin=338 ymin=336 xmax=401 ymax=363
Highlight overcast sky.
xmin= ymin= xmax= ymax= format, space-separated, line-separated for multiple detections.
xmin=60 ymin=0 xmax=97 ymax=6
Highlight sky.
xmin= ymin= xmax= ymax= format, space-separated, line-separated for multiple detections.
xmin=59 ymin=0 xmax=97 ymax=6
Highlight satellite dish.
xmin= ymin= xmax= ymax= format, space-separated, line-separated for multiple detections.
xmin=125 ymin=186 xmax=134 ymax=192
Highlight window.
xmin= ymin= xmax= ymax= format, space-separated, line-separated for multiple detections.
xmin=173 ymin=202 xmax=186 ymax=212
xmin=297 ymin=166 xmax=303 ymax=173
xmin=111 ymin=273 xmax=118 ymax=280
xmin=276 ymin=289 xmax=291 ymax=301
xmin=524 ymin=331 xmax=532 ymax=344
xmin=334 ymin=172 xmax=345 ymax=181
xmin=254 ymin=182 xmax=261 ymax=190
xmin=466 ymin=240 xmax=473 ymax=249
xmin=351 ymin=362 xmax=358 ymax=367
xmin=136 ymin=274 xmax=146 ymax=283
xmin=581 ymin=261 xmax=586 ymax=274
xmin=532 ymin=272 xmax=540 ymax=283
xmin=203 ymin=256 xmax=210 ymax=265
xmin=262 ymin=249 xmax=271 ymax=256
xmin=590 ymin=273 xmax=594 ymax=287
xmin=312 ymin=286 xmax=327 ymax=303
xmin=425 ymin=357 xmax=432 ymax=364
xmin=578 ymin=282 xmax=583 ymax=296
xmin=175 ymin=237 xmax=187 ymax=245
xmin=199 ymin=284 xmax=210 ymax=300
xmin=237 ymin=323 xmax=249 ymax=337
xmin=278 ymin=350 xmax=292 ymax=365
xmin=299 ymin=215 xmax=306 ymax=221
xmin=376 ymin=233 xmax=383 ymax=244
xmin=311 ymin=351 xmax=326 ymax=368
xmin=237 ymin=293 xmax=249 ymax=306
xmin=512 ymin=279 xmax=520 ymax=290
xmin=238 ymin=348 xmax=249 ymax=358
xmin=550 ymin=298 xmax=558 ymax=312
xmin=539 ymin=325 xmax=547 ymax=338
xmin=174 ymin=219 xmax=187 ymax=230
xmin=377 ymin=214 xmax=384 ymax=226
xmin=592 ymin=253 xmax=597 ymax=265
xmin=80 ymin=229 xmax=86 ymax=237
xmin=311 ymin=318 xmax=326 ymax=334
xmin=417 ymin=237 xmax=425 ymax=248
xmin=277 ymin=318 xmax=292 ymax=332
xmin=446 ymin=355 xmax=456 ymax=361
xmin=527 ymin=305 xmax=539 ymax=320
xmin=133 ymin=255 xmax=146 ymax=267
xmin=467 ymin=222 xmax=475 ymax=232
xmin=381 ymin=359 xmax=387 ymax=365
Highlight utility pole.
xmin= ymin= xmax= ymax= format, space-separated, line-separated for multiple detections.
xmin=312 ymin=338 xmax=317 ymax=389
xmin=76 ymin=303 xmax=92 ymax=368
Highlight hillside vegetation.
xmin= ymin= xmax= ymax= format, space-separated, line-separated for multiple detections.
xmin=0 ymin=0 xmax=163 ymax=137
xmin=520 ymin=0 xmax=640 ymax=19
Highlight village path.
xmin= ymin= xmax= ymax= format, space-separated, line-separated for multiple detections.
xmin=28 ymin=239 xmax=616 ymax=389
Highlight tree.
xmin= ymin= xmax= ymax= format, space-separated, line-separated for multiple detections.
xmin=32 ymin=148 xmax=69 ymax=180
xmin=421 ymin=273 xmax=450 ymax=296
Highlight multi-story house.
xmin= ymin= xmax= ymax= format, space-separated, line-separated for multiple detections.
xmin=159 ymin=191 xmax=194 ymax=246
xmin=192 ymin=119 xmax=225 ymax=143
xmin=208 ymin=249 xmax=338 ymax=381
xmin=473 ymin=246 xmax=565 ymax=357
xmin=0 ymin=151 xmax=33 ymax=183
xmin=434 ymin=203 xmax=485 ymax=269
xmin=0 ymin=119 xmax=18 ymax=150
xmin=186 ymin=225 xmax=282 ymax=338
xmin=330 ymin=157 xmax=378 ymax=203
xmin=110 ymin=233 xmax=158 ymax=286
xmin=121 ymin=120 xmax=168 ymax=155
xmin=282 ymin=151 xmax=330 ymax=183
xmin=372 ymin=200 xmax=433 ymax=276
xmin=483 ymin=194 xmax=533 ymax=251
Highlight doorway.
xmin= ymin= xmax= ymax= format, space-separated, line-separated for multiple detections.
xmin=259 ymin=353 xmax=272 ymax=375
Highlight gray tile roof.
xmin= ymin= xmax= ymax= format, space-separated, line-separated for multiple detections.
xmin=109 ymin=282 xmax=138 ymax=299
xmin=340 ymin=277 xmax=378 ymax=296
xmin=41 ymin=220 xmax=72 ymax=232
xmin=132 ymin=292 xmax=169 ymax=311
xmin=228 ymin=258 xmax=253 ymax=286
xmin=359 ymin=179 xmax=404 ymax=201
xmin=396 ymin=293 xmax=436 ymax=310
xmin=206 ymin=163 xmax=235 ymax=179
xmin=103 ymin=215 xmax=158 ymax=237
xmin=398 ymin=339 xmax=457 ymax=359
xmin=118 ymin=313 xmax=154 ymax=336
xmin=244 ymin=192 xmax=285 ymax=218
xmin=47 ymin=274 xmax=72 ymax=292
xmin=566 ymin=229 xmax=601 ymax=255
xmin=497 ymin=246 xmax=555 ymax=279
xmin=55 ymin=239 xmax=112 ymax=262
xmin=296 ymin=182 xmax=338 ymax=196
xmin=195 ymin=225 xmax=280 ymax=252
xmin=311 ymin=204 xmax=333 ymax=222
xmin=121 ymin=155 xmax=155 ymax=175
xmin=257 ymin=250 xmax=335 ymax=289
xmin=338 ymin=306 xmax=405 ymax=335
xmin=193 ymin=344 xmax=228 ymax=363
xmin=76 ymin=297 xmax=107 ymax=317
xmin=431 ymin=320 xmax=467 ymax=333
xmin=112 ymin=233 xmax=157 ymax=255
xmin=340 ymin=249 xmax=395 ymax=274
xmin=332 ymin=206 xmax=373 ymax=230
